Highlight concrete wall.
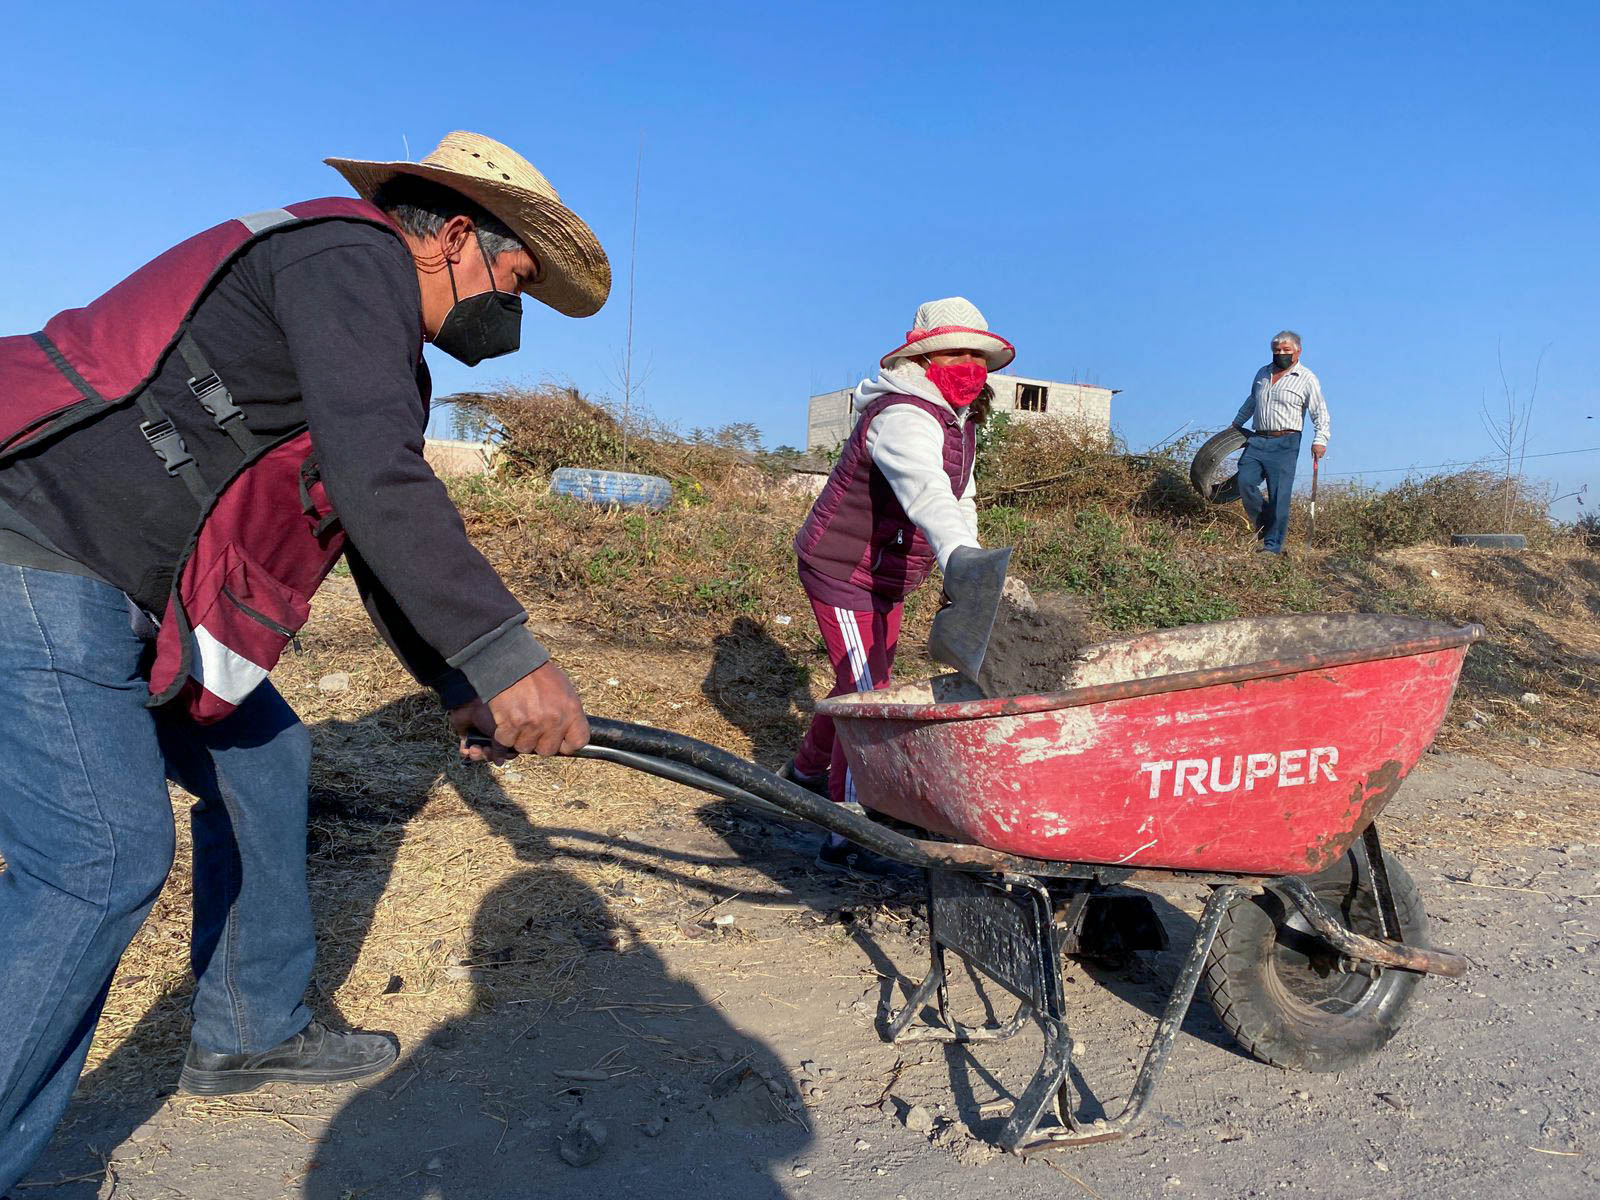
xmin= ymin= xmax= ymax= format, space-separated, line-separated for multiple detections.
xmin=805 ymin=374 xmax=1114 ymax=453
xmin=423 ymin=438 xmax=498 ymax=477
xmin=806 ymin=387 xmax=856 ymax=453
xmin=783 ymin=471 xmax=830 ymax=500
xmin=993 ymin=374 xmax=1114 ymax=436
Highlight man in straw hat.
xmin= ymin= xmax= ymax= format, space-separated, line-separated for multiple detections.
xmin=0 ymin=132 xmax=606 ymax=1190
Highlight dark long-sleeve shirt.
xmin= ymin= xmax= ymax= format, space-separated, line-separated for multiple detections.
xmin=0 ymin=218 xmax=547 ymax=701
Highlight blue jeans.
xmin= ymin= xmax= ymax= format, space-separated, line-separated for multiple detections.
xmin=0 ymin=565 xmax=315 ymax=1193
xmin=1237 ymin=431 xmax=1302 ymax=553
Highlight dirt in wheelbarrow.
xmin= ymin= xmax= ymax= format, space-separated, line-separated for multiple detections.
xmin=975 ymin=582 xmax=1093 ymax=698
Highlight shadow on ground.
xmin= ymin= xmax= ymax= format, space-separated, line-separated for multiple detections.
xmin=688 ymin=772 xmax=1252 ymax=1149
xmin=699 ymin=616 xmax=812 ymax=771
xmin=28 ymin=694 xmax=811 ymax=1199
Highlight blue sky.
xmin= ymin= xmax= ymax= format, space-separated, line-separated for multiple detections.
xmin=4 ymin=1 xmax=1595 ymax=516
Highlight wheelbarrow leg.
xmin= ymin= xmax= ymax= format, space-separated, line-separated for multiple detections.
xmin=891 ymin=982 xmax=1034 ymax=1044
xmin=997 ymin=1011 xmax=1077 ymax=1152
xmin=888 ymin=928 xmax=1035 ymax=1045
xmin=886 ymin=945 xmax=947 ymax=1042
xmin=1010 ymin=884 xmax=1243 ymax=1150
xmin=1356 ymin=822 xmax=1403 ymax=941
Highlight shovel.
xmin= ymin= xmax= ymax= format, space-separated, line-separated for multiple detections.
xmin=1308 ymin=457 xmax=1320 ymax=548
xmin=928 ymin=546 xmax=1012 ymax=684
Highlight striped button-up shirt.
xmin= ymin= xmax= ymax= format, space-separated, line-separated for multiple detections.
xmin=1234 ymin=362 xmax=1330 ymax=447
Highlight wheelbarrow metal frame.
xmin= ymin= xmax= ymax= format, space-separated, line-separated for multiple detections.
xmin=579 ymin=720 xmax=1467 ymax=1152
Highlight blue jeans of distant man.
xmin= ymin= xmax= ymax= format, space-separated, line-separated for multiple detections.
xmin=0 ymin=565 xmax=316 ymax=1194
xmin=1237 ymin=430 xmax=1302 ymax=553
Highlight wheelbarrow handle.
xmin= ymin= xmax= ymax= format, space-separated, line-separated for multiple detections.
xmin=579 ymin=717 xmax=1097 ymax=879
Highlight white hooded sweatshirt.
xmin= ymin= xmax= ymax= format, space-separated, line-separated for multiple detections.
xmin=852 ymin=363 xmax=981 ymax=572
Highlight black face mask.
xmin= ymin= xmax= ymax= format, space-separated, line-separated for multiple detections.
xmin=431 ymin=233 xmax=523 ymax=367
xmin=1272 ymin=353 xmax=1294 ymax=370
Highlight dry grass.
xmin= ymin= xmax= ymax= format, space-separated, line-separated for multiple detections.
xmin=440 ymin=382 xmax=779 ymax=491
xmin=978 ymin=418 xmax=1215 ymax=527
xmin=454 ymin=474 xmax=812 ymax=646
xmin=1316 ymin=544 xmax=1600 ymax=762
xmin=1299 ymin=469 xmax=1568 ymax=553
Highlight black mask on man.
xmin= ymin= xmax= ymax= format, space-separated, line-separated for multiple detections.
xmin=431 ymin=233 xmax=523 ymax=367
xmin=1272 ymin=352 xmax=1294 ymax=370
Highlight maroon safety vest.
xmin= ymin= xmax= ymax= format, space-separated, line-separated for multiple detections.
xmin=0 ymin=198 xmax=413 ymax=722
xmin=793 ymin=393 xmax=976 ymax=601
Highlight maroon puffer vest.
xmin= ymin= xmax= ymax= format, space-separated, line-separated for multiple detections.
xmin=0 ymin=198 xmax=413 ymax=721
xmin=794 ymin=393 xmax=976 ymax=601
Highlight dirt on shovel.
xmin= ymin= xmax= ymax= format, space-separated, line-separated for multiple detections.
xmin=973 ymin=579 xmax=1092 ymax=699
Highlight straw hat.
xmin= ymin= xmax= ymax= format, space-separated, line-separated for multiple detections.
xmin=880 ymin=297 xmax=1015 ymax=370
xmin=325 ymin=131 xmax=611 ymax=318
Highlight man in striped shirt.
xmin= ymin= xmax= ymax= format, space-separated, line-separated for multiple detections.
xmin=1231 ymin=330 xmax=1330 ymax=553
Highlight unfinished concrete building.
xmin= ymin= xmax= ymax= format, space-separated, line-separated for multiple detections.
xmin=806 ymin=372 xmax=1116 ymax=453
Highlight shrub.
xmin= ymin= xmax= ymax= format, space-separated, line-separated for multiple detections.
xmin=1573 ymin=509 xmax=1600 ymax=550
xmin=439 ymin=385 xmax=1571 ymax=648
xmin=1308 ymin=470 xmax=1559 ymax=553
xmin=981 ymin=503 xmax=1244 ymax=630
xmin=439 ymin=384 xmax=768 ymax=495
xmin=977 ymin=419 xmax=1218 ymax=526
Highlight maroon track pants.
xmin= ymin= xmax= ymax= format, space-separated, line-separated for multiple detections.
xmin=793 ymin=595 xmax=903 ymax=805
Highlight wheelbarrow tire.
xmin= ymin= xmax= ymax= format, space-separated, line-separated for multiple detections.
xmin=1202 ymin=850 xmax=1426 ymax=1072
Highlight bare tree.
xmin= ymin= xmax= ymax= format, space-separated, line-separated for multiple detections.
xmin=1480 ymin=340 xmax=1551 ymax=530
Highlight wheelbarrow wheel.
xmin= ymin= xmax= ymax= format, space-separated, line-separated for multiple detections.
xmin=1202 ymin=849 xmax=1426 ymax=1072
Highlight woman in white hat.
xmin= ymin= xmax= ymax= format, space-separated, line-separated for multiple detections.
xmin=785 ymin=298 xmax=1014 ymax=871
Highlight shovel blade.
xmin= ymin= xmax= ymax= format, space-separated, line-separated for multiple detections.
xmin=928 ymin=547 xmax=1012 ymax=683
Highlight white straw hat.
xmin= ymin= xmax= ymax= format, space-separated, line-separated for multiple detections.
xmin=326 ymin=131 xmax=611 ymax=318
xmin=879 ymin=297 xmax=1015 ymax=370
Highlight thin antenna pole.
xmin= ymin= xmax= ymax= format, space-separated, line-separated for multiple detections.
xmin=621 ymin=135 xmax=643 ymax=468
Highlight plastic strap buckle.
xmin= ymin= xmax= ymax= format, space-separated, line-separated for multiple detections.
xmin=189 ymin=372 xmax=245 ymax=427
xmin=139 ymin=418 xmax=196 ymax=476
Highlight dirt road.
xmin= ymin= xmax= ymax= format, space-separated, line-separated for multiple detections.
xmin=24 ymin=753 xmax=1600 ymax=1200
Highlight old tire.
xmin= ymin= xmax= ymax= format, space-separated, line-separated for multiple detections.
xmin=549 ymin=467 xmax=674 ymax=511
xmin=1189 ymin=427 xmax=1250 ymax=505
xmin=1203 ymin=849 xmax=1426 ymax=1072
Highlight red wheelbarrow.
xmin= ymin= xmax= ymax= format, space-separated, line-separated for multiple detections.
xmin=581 ymin=613 xmax=1480 ymax=1152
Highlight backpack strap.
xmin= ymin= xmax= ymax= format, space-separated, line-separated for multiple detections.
xmin=174 ymin=328 xmax=257 ymax=457
xmin=132 ymin=388 xmax=209 ymax=505
xmin=28 ymin=330 xmax=106 ymax=403
xmin=30 ymin=327 xmax=211 ymax=503
xmin=165 ymin=203 xmax=302 ymax=458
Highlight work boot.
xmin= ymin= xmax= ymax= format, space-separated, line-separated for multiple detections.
xmin=777 ymin=759 xmax=830 ymax=799
xmin=179 ymin=1021 xmax=397 ymax=1096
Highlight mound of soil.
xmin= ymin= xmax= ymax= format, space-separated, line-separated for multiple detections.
xmin=975 ymin=582 xmax=1092 ymax=698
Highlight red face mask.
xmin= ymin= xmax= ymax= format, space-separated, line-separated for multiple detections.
xmin=924 ymin=360 xmax=988 ymax=408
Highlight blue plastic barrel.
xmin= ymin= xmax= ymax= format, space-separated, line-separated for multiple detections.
xmin=549 ymin=467 xmax=674 ymax=512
